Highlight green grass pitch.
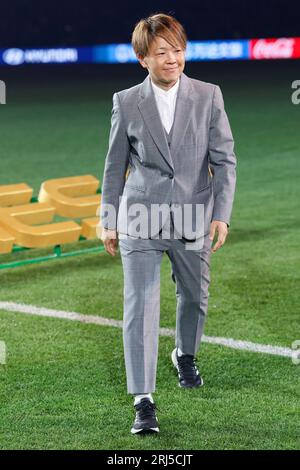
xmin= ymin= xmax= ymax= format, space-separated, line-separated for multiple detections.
xmin=0 ymin=61 xmax=299 ymax=449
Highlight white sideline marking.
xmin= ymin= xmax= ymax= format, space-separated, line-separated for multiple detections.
xmin=0 ymin=301 xmax=293 ymax=359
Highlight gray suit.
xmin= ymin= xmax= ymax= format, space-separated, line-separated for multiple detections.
xmin=100 ymin=72 xmax=236 ymax=394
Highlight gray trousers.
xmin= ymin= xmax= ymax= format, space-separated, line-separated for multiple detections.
xmin=118 ymin=216 xmax=212 ymax=394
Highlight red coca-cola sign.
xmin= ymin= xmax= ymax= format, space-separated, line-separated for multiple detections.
xmin=250 ymin=37 xmax=300 ymax=60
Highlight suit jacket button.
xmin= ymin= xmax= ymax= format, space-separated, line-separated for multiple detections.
xmin=168 ymin=174 xmax=174 ymax=179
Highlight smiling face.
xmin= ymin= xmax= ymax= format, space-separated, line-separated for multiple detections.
xmin=137 ymin=36 xmax=185 ymax=91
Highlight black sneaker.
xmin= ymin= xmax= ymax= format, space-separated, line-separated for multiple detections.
xmin=131 ymin=398 xmax=159 ymax=435
xmin=171 ymin=348 xmax=204 ymax=388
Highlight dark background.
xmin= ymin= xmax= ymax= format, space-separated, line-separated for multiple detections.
xmin=0 ymin=0 xmax=300 ymax=48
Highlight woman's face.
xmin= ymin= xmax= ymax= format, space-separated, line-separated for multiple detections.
xmin=138 ymin=36 xmax=185 ymax=90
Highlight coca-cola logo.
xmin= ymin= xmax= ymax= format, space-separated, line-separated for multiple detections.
xmin=252 ymin=38 xmax=295 ymax=59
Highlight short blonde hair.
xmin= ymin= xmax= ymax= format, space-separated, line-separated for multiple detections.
xmin=131 ymin=13 xmax=187 ymax=58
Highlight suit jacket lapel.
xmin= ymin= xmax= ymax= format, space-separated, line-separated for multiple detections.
xmin=138 ymin=72 xmax=194 ymax=171
xmin=138 ymin=75 xmax=173 ymax=170
xmin=170 ymin=73 xmax=193 ymax=159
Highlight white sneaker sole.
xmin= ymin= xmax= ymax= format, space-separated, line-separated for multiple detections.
xmin=131 ymin=427 xmax=159 ymax=434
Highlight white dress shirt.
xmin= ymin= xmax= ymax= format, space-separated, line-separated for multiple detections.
xmin=151 ymin=76 xmax=180 ymax=134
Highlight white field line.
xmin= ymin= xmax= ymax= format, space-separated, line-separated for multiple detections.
xmin=0 ymin=301 xmax=293 ymax=359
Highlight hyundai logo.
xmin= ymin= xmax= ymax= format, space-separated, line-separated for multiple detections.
xmin=3 ymin=48 xmax=25 ymax=66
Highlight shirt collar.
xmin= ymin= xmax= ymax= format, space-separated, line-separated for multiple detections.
xmin=150 ymin=76 xmax=180 ymax=99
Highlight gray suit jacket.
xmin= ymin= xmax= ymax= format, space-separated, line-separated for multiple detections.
xmin=100 ymin=72 xmax=236 ymax=239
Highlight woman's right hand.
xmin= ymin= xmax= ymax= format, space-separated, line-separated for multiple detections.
xmin=101 ymin=228 xmax=118 ymax=257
